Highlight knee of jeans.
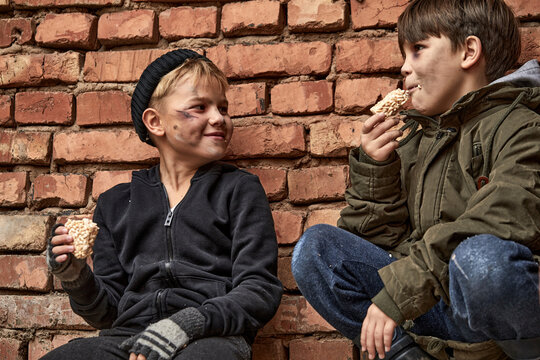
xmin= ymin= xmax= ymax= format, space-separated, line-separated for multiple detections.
xmin=450 ymin=235 xmax=514 ymax=300
xmin=291 ymin=224 xmax=330 ymax=280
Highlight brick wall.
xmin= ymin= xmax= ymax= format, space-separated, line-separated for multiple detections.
xmin=0 ymin=0 xmax=538 ymax=359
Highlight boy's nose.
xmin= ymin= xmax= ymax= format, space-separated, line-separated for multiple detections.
xmin=400 ymin=58 xmax=412 ymax=77
xmin=208 ymin=108 xmax=225 ymax=126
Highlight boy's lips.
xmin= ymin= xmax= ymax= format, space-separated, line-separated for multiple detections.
xmin=205 ymin=131 xmax=226 ymax=139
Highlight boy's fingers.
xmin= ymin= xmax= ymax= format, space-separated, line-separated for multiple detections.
xmin=374 ymin=322 xmax=386 ymax=359
xmin=50 ymin=234 xmax=73 ymax=246
xmin=54 ymin=226 xmax=68 ymax=235
xmin=383 ymin=322 xmax=395 ymax=352
xmin=362 ymin=113 xmax=387 ymax=133
xmin=51 ymin=244 xmax=74 ymax=256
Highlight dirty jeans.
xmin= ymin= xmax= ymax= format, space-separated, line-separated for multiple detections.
xmin=291 ymin=224 xmax=540 ymax=343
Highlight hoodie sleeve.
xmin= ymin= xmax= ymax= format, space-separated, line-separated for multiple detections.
xmin=62 ymin=200 xmax=129 ymax=329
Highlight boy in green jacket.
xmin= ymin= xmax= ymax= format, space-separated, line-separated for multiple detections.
xmin=292 ymin=1 xmax=540 ymax=359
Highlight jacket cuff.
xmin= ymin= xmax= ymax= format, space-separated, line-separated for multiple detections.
xmin=371 ymin=288 xmax=405 ymax=325
xmin=171 ymin=307 xmax=205 ymax=341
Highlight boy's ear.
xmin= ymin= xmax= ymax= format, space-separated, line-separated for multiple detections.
xmin=460 ymin=35 xmax=483 ymax=70
xmin=142 ymin=108 xmax=165 ymax=139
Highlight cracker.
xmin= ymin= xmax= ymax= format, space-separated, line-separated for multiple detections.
xmin=371 ymin=89 xmax=410 ymax=117
xmin=65 ymin=218 xmax=99 ymax=259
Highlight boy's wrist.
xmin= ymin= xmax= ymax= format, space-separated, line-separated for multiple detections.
xmin=371 ymin=288 xmax=405 ymax=325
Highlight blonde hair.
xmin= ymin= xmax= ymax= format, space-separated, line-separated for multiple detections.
xmin=148 ymin=57 xmax=229 ymax=109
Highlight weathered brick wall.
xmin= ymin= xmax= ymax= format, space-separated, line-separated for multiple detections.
xmin=0 ymin=0 xmax=538 ymax=359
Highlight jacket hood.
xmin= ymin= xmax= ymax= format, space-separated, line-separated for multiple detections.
xmin=491 ymin=59 xmax=540 ymax=88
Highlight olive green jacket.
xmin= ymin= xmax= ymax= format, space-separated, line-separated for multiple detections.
xmin=338 ymin=61 xmax=540 ymax=359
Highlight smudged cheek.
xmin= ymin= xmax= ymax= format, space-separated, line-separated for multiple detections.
xmin=172 ymin=125 xmax=201 ymax=146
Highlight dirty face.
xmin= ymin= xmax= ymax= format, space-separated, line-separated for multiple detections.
xmin=158 ymin=77 xmax=233 ymax=166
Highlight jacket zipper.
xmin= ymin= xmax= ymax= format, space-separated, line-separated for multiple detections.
xmin=157 ymin=185 xmax=177 ymax=319
xmin=418 ymin=127 xmax=457 ymax=233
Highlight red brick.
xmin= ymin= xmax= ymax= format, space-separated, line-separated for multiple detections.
xmin=43 ymin=52 xmax=81 ymax=84
xmin=252 ymin=338 xmax=286 ymax=360
xmin=288 ymin=0 xmax=346 ymax=33
xmin=98 ymin=10 xmax=157 ymax=46
xmin=35 ymin=13 xmax=97 ymax=49
xmin=15 ymin=92 xmax=73 ymax=125
xmin=0 ymin=295 xmax=90 ymax=329
xmin=0 ymin=0 xmax=7 ymax=9
xmin=351 ymin=0 xmax=408 ymax=30
xmin=83 ymin=49 xmax=169 ymax=82
xmin=0 ymin=215 xmax=53 ymax=251
xmin=222 ymin=1 xmax=283 ymax=36
xmin=271 ymin=80 xmax=333 ymax=115
xmin=29 ymin=332 xmax=98 ymax=360
xmin=0 ymin=54 xmax=44 ymax=87
xmin=310 ymin=118 xmax=364 ymax=157
xmin=227 ymin=82 xmax=267 ymax=117
xmin=32 ymin=173 xmax=88 ymax=208
xmin=507 ymin=0 xmax=540 ymax=19
xmin=336 ymin=37 xmax=403 ymax=73
xmin=92 ymin=170 xmax=133 ymax=200
xmin=244 ymin=167 xmax=287 ymax=201
xmin=0 ymin=255 xmax=51 ymax=291
xmin=260 ymin=295 xmax=334 ymax=335
xmin=0 ymin=95 xmax=13 ymax=127
xmin=0 ymin=131 xmax=52 ymax=165
xmin=159 ymin=7 xmax=218 ymax=40
xmin=0 ymin=52 xmax=82 ymax=88
xmin=288 ymin=166 xmax=348 ymax=204
xmin=305 ymin=207 xmax=343 ymax=229
xmin=12 ymin=0 xmax=121 ymax=8
xmin=278 ymin=256 xmax=296 ymax=291
xmin=207 ymin=42 xmax=332 ymax=79
xmin=273 ymin=210 xmax=305 ymax=245
xmin=0 ymin=18 xmax=34 ymax=48
xmin=289 ymin=338 xmax=355 ymax=360
xmin=0 ymin=172 xmax=27 ymax=207
xmin=335 ymin=77 xmax=401 ymax=114
xmin=0 ymin=337 xmax=23 ymax=360
xmin=520 ymin=26 xmax=540 ymax=65
xmin=77 ymin=91 xmax=131 ymax=126
xmin=226 ymin=124 xmax=306 ymax=159
xmin=53 ymin=130 xmax=159 ymax=164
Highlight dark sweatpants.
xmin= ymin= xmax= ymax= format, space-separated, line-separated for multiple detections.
xmin=40 ymin=334 xmax=252 ymax=360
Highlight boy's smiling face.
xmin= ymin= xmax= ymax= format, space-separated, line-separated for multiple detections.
xmin=401 ymin=35 xmax=469 ymax=116
xmin=157 ymin=76 xmax=232 ymax=165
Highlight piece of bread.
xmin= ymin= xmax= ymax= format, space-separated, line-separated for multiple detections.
xmin=370 ymin=89 xmax=410 ymax=117
xmin=64 ymin=218 xmax=99 ymax=259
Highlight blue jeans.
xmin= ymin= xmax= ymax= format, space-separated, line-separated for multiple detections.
xmin=291 ymin=224 xmax=540 ymax=343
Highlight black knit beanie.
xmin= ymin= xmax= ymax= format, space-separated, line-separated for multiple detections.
xmin=131 ymin=48 xmax=207 ymax=146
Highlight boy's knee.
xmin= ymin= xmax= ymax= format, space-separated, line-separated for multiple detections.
xmin=291 ymin=224 xmax=335 ymax=279
xmin=450 ymin=235 xmax=520 ymax=299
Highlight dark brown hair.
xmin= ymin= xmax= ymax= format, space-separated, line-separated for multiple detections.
xmin=398 ymin=0 xmax=521 ymax=81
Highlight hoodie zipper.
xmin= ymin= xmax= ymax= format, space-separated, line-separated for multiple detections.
xmin=157 ymin=185 xmax=177 ymax=320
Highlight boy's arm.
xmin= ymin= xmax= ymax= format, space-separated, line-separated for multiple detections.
xmin=338 ymin=145 xmax=412 ymax=250
xmin=62 ymin=204 xmax=128 ymax=329
xmin=377 ymin=120 xmax=540 ymax=322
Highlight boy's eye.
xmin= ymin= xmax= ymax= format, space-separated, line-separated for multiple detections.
xmin=192 ymin=104 xmax=206 ymax=111
xmin=413 ymin=44 xmax=425 ymax=52
xmin=219 ymin=106 xmax=228 ymax=115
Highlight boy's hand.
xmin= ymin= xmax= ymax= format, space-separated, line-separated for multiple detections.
xmin=361 ymin=113 xmax=403 ymax=162
xmin=361 ymin=303 xmax=397 ymax=359
xmin=46 ymin=225 xmax=88 ymax=282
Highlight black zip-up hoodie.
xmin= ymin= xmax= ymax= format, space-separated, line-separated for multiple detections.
xmin=63 ymin=162 xmax=283 ymax=343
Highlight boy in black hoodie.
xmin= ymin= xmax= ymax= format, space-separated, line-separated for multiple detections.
xmin=44 ymin=49 xmax=283 ymax=360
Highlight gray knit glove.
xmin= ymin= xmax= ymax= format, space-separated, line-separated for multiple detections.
xmin=119 ymin=307 xmax=205 ymax=360
xmin=46 ymin=223 xmax=88 ymax=284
